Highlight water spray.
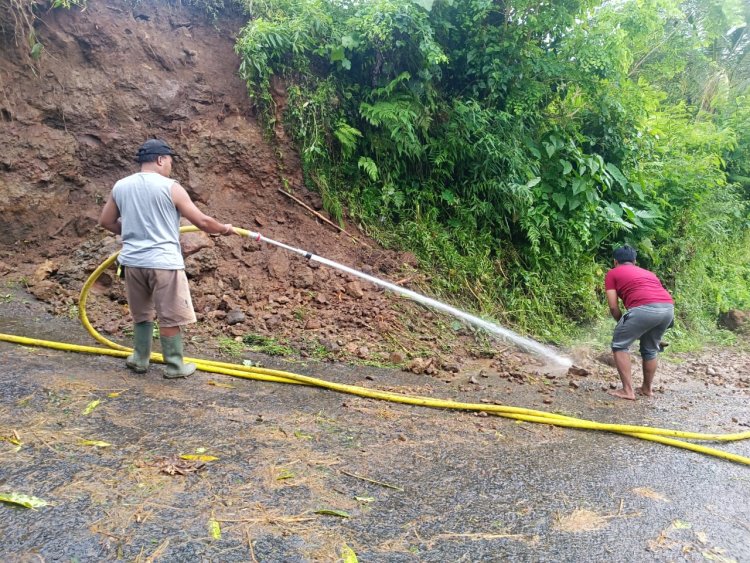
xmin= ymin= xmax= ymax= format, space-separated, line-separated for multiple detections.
xmin=243 ymin=229 xmax=572 ymax=368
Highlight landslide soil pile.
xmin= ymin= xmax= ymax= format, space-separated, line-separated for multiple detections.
xmin=0 ymin=0 xmax=550 ymax=381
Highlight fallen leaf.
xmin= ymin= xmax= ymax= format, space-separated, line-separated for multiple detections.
xmin=82 ymin=399 xmax=101 ymax=415
xmin=0 ymin=492 xmax=48 ymax=509
xmin=632 ymin=487 xmax=670 ymax=502
xmin=314 ymin=508 xmax=350 ymax=518
xmin=1 ymin=434 xmax=21 ymax=446
xmin=672 ymin=519 xmax=692 ymax=530
xmin=341 ymin=544 xmax=358 ymax=563
xmin=141 ymin=456 xmax=205 ymax=476
xmin=354 ymin=496 xmax=375 ymax=503
xmin=179 ymin=454 xmax=219 ymax=462
xmin=209 ymin=518 xmax=221 ymax=540
xmin=79 ymin=440 xmax=111 ymax=448
xmin=554 ymin=509 xmax=610 ymax=532
xmin=276 ymin=469 xmax=295 ymax=480
xmin=1 ymin=434 xmax=22 ymax=451
xmin=700 ymin=549 xmax=737 ymax=563
xmin=294 ymin=430 xmax=313 ymax=440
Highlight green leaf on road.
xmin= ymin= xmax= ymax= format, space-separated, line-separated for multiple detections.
xmin=79 ymin=440 xmax=111 ymax=448
xmin=0 ymin=492 xmax=48 ymax=509
xmin=314 ymin=508 xmax=350 ymax=518
xmin=341 ymin=544 xmax=358 ymax=562
xmin=82 ymin=399 xmax=100 ymax=415
xmin=209 ymin=518 xmax=221 ymax=540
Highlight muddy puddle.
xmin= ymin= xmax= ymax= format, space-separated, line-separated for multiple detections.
xmin=1 ymin=289 xmax=749 ymax=562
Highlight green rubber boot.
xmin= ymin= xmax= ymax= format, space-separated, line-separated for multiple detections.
xmin=126 ymin=321 xmax=153 ymax=373
xmin=160 ymin=333 xmax=196 ymax=379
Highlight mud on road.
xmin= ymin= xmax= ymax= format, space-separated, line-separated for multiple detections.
xmin=1 ymin=289 xmax=750 ymax=562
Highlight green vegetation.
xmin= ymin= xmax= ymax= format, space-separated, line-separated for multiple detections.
xmin=234 ymin=0 xmax=750 ymax=345
xmin=242 ymin=333 xmax=295 ymax=356
xmin=217 ymin=336 xmax=245 ymax=357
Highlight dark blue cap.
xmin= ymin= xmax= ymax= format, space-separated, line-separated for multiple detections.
xmin=136 ymin=139 xmax=177 ymax=162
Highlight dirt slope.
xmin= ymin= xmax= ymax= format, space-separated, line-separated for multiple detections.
xmin=0 ymin=0 xmax=528 ymax=377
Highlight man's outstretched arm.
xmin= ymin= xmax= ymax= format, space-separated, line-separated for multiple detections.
xmin=171 ymin=182 xmax=235 ymax=236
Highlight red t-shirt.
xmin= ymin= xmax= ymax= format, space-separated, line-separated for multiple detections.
xmin=604 ymin=264 xmax=673 ymax=310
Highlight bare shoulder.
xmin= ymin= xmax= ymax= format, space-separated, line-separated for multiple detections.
xmin=170 ymin=182 xmax=190 ymax=201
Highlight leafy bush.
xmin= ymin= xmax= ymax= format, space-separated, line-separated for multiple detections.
xmin=234 ymin=0 xmax=750 ymax=346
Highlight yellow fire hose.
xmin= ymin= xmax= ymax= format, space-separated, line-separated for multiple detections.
xmin=1 ymin=225 xmax=749 ymax=466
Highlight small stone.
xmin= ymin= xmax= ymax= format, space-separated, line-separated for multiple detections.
xmin=207 ymin=310 xmax=227 ymax=320
xmin=305 ymin=319 xmax=322 ymax=330
xmin=569 ymin=380 xmax=580 ymax=389
xmin=293 ymin=267 xmax=314 ymax=289
xmin=609 ymin=382 xmax=618 ymax=389
xmin=345 ymin=281 xmax=364 ymax=299
xmin=389 ymin=351 xmax=405 ymax=364
xmin=706 ymin=367 xmax=717 ymax=376
xmin=408 ymin=358 xmax=426 ymax=374
xmin=29 ymin=280 xmax=58 ymax=302
xmin=357 ymin=346 xmax=369 ymax=358
xmin=319 ymin=338 xmax=340 ymax=352
xmin=543 ymin=398 xmax=553 ymax=404
xmin=469 ymin=376 xmax=478 ymax=384
xmin=226 ymin=309 xmax=246 ymax=325
xmin=732 ymin=417 xmax=739 ymax=423
xmin=267 ymin=251 xmax=290 ymax=279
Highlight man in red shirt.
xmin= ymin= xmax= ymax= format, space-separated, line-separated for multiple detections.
xmin=605 ymin=245 xmax=674 ymax=400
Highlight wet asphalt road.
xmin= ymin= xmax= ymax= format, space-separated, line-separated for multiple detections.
xmin=1 ymin=292 xmax=749 ymax=562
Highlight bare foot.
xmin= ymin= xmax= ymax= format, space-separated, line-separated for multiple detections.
xmin=608 ymin=389 xmax=636 ymax=400
xmin=637 ymin=387 xmax=654 ymax=397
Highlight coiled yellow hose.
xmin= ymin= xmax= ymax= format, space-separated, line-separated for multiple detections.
xmin=1 ymin=225 xmax=748 ymax=465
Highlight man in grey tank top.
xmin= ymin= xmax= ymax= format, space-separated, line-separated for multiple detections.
xmin=98 ymin=139 xmax=239 ymax=378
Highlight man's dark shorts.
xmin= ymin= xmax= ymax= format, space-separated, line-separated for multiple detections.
xmin=611 ymin=303 xmax=674 ymax=360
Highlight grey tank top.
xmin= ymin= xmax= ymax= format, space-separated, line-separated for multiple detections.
xmin=112 ymin=172 xmax=184 ymax=269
